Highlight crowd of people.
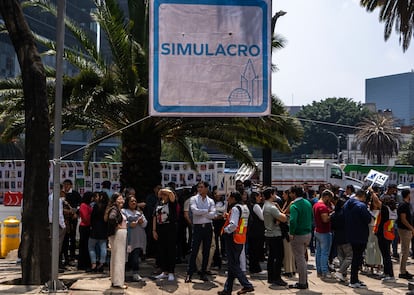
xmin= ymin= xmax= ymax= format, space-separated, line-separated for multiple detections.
xmin=50 ymin=178 xmax=414 ymax=293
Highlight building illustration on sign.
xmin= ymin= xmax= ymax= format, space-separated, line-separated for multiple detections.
xmin=228 ymin=59 xmax=259 ymax=106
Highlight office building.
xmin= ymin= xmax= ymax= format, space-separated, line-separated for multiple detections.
xmin=0 ymin=0 xmax=125 ymax=160
xmin=366 ymin=71 xmax=414 ymax=127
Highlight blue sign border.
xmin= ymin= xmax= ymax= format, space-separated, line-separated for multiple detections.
xmin=152 ymin=0 xmax=269 ymax=114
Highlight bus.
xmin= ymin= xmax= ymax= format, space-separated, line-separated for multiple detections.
xmin=343 ymin=164 xmax=414 ymax=186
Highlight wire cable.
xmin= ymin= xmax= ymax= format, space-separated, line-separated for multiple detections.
xmin=59 ymin=115 xmax=151 ymax=160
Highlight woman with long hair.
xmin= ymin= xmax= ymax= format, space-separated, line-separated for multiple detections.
xmin=77 ymin=191 xmax=93 ymax=270
xmin=280 ymin=189 xmax=296 ymax=277
xmin=107 ymin=192 xmax=128 ymax=289
xmin=122 ymin=194 xmax=148 ymax=281
xmin=247 ymin=191 xmax=265 ymax=274
xmin=88 ymin=191 xmax=109 ymax=272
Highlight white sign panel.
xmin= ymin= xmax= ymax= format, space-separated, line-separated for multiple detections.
xmin=365 ymin=169 xmax=389 ymax=186
xmin=150 ymin=0 xmax=271 ymax=117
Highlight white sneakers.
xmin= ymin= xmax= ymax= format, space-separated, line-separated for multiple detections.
xmin=348 ymin=281 xmax=366 ymax=288
xmin=350 ymin=275 xmax=396 ymax=288
xmin=132 ymin=274 xmax=143 ymax=281
xmin=321 ymin=273 xmax=336 ymax=280
xmin=155 ymin=273 xmax=168 ymax=280
xmin=168 ymin=273 xmax=175 ymax=281
xmin=382 ymin=276 xmax=396 ymax=283
xmin=335 ymin=272 xmax=346 ymax=282
xmin=155 ymin=272 xmax=175 ymax=281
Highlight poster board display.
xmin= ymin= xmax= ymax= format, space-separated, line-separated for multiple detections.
xmin=108 ymin=162 xmax=121 ymax=192
xmin=0 ymin=160 xmax=227 ymax=200
xmin=160 ymin=161 xmax=226 ymax=188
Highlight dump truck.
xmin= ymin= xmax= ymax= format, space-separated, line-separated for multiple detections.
xmin=234 ymin=159 xmax=363 ymax=191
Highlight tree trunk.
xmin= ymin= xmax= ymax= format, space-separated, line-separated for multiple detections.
xmin=377 ymin=154 xmax=382 ymax=165
xmin=121 ymin=122 xmax=162 ymax=198
xmin=0 ymin=0 xmax=51 ymax=284
xmin=262 ymin=148 xmax=272 ymax=186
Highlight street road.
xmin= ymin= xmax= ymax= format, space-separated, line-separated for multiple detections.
xmin=0 ymin=205 xmax=21 ymax=224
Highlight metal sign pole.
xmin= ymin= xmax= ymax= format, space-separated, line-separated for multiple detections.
xmin=45 ymin=0 xmax=66 ymax=292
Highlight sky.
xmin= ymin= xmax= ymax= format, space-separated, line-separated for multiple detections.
xmin=272 ymin=0 xmax=414 ymax=106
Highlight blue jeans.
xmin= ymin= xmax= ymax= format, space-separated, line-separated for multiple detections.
xmin=314 ymin=231 xmax=332 ymax=274
xmin=88 ymin=238 xmax=107 ymax=264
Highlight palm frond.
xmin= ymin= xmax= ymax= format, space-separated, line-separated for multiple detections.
xmin=93 ymin=0 xmax=140 ymax=92
xmin=1 ymin=117 xmax=25 ymax=141
xmin=23 ymin=0 xmax=106 ymax=69
xmin=0 ymin=22 xmax=7 ymax=34
xmin=360 ymin=0 xmax=413 ymax=51
xmin=356 ymin=113 xmax=401 ymax=163
xmin=163 ymin=137 xmax=198 ymax=170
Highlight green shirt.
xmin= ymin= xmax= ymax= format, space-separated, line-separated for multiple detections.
xmin=289 ymin=197 xmax=313 ymax=236
xmin=263 ymin=200 xmax=282 ymax=237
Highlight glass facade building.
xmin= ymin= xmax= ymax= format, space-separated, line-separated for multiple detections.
xmin=0 ymin=0 xmax=124 ymax=160
xmin=366 ymin=71 xmax=414 ymax=127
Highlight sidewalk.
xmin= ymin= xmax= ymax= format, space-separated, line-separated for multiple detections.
xmin=0 ymin=251 xmax=413 ymax=294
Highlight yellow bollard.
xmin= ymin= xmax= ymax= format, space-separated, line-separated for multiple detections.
xmin=1 ymin=216 xmax=20 ymax=258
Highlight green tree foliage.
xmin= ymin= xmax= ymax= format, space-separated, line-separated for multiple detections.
xmin=161 ymin=139 xmax=210 ymax=162
xmin=294 ymin=97 xmax=371 ymax=157
xmin=399 ymin=131 xmax=414 ymax=165
xmin=356 ymin=113 xmax=401 ymax=164
xmin=360 ymin=0 xmax=414 ymax=51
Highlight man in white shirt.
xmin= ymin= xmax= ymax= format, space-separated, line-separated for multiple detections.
xmin=48 ymin=187 xmax=66 ymax=270
xmin=185 ymin=181 xmax=216 ymax=283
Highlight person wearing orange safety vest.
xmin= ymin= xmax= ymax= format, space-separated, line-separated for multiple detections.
xmin=217 ymin=191 xmax=254 ymax=295
xmin=376 ymin=193 xmax=398 ymax=283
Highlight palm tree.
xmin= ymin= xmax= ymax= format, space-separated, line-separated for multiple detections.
xmin=355 ymin=113 xmax=401 ymax=164
xmin=0 ymin=0 xmax=303 ymax=195
xmin=360 ymin=0 xmax=414 ymax=51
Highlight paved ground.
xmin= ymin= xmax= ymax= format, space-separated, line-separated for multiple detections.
xmin=1 ymin=250 xmax=414 ymax=294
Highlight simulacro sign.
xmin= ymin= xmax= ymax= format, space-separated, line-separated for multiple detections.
xmin=149 ymin=0 xmax=271 ymax=117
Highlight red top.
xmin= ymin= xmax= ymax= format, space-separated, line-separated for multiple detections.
xmin=79 ymin=203 xmax=92 ymax=226
xmin=313 ymin=201 xmax=331 ymax=233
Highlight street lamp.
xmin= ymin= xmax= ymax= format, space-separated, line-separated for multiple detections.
xmin=327 ymin=131 xmax=341 ymax=161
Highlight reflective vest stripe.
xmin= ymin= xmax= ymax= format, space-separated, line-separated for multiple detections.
xmin=221 ymin=205 xmax=247 ymax=244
